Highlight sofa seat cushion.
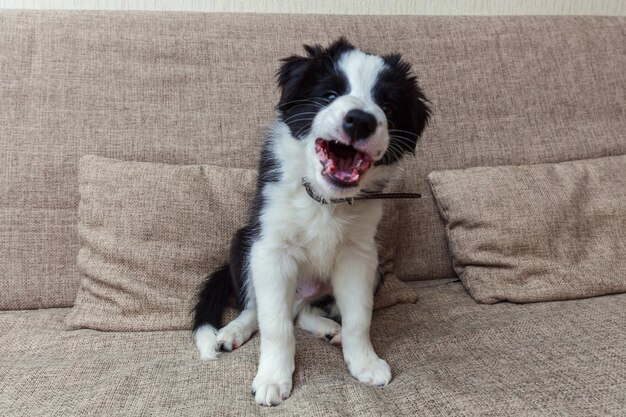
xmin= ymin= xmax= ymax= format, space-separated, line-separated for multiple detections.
xmin=1 ymin=281 xmax=624 ymax=416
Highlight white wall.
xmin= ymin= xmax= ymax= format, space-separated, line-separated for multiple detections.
xmin=1 ymin=0 xmax=625 ymax=15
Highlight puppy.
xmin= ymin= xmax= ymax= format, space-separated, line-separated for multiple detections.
xmin=193 ymin=38 xmax=430 ymax=406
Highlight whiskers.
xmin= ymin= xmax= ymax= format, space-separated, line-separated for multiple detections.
xmin=276 ymin=98 xmax=331 ymax=139
xmin=388 ymin=129 xmax=419 ymax=139
xmin=294 ymin=122 xmax=315 ymax=139
xmin=281 ymin=112 xmax=318 ymax=124
xmin=382 ymin=131 xmax=418 ymax=164
xmin=277 ymin=98 xmax=330 ymax=111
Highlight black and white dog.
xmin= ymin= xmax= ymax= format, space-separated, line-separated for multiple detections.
xmin=193 ymin=38 xmax=430 ymax=406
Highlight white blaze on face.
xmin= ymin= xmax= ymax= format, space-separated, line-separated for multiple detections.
xmin=337 ymin=49 xmax=386 ymax=113
xmin=332 ymin=50 xmax=389 ymax=159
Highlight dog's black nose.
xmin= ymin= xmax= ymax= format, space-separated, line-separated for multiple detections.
xmin=343 ymin=109 xmax=377 ymax=142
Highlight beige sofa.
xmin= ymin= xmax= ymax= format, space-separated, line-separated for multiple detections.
xmin=1 ymin=11 xmax=625 ymax=416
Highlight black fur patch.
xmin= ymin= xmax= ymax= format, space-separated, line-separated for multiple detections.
xmin=192 ymin=264 xmax=233 ymax=331
xmin=373 ymin=54 xmax=431 ymax=165
xmin=276 ymin=38 xmax=354 ymax=139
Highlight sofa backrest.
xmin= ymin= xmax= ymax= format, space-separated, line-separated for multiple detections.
xmin=1 ymin=11 xmax=625 ymax=309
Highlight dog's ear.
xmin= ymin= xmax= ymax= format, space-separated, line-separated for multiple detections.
xmin=276 ymin=54 xmax=310 ymax=107
xmin=303 ymin=43 xmax=323 ymax=57
xmin=325 ymin=37 xmax=354 ymax=56
xmin=383 ymin=53 xmax=431 ymax=140
xmin=276 ymin=42 xmax=323 ymax=92
xmin=276 ymin=54 xmax=309 ymax=91
xmin=277 ymin=43 xmax=323 ymax=107
xmin=277 ymin=38 xmax=354 ymax=93
xmin=276 ymin=38 xmax=355 ymax=109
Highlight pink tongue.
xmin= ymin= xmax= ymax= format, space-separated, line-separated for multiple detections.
xmin=334 ymin=167 xmax=359 ymax=183
xmin=322 ymin=158 xmax=360 ymax=184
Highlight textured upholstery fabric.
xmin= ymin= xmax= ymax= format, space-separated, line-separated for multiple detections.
xmin=2 ymin=281 xmax=625 ymax=416
xmin=1 ymin=11 xmax=625 ymax=308
xmin=429 ymin=155 xmax=626 ymax=303
xmin=65 ymin=155 xmax=255 ymax=330
xmin=65 ymin=156 xmax=414 ymax=331
xmin=2 ymin=11 xmax=625 ymax=416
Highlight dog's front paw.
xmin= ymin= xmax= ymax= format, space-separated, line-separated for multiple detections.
xmin=346 ymin=354 xmax=392 ymax=386
xmin=252 ymin=373 xmax=293 ymax=406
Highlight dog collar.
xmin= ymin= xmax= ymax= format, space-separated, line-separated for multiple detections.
xmin=301 ymin=178 xmax=421 ymax=206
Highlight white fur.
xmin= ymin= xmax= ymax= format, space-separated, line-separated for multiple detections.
xmin=332 ymin=243 xmax=391 ymax=386
xmin=193 ymin=325 xmax=219 ymax=361
xmin=249 ymin=49 xmax=394 ymax=405
xmin=338 ymin=49 xmax=386 ymax=105
xmin=250 ymin=160 xmax=390 ymax=404
xmin=249 ymin=235 xmax=298 ymax=406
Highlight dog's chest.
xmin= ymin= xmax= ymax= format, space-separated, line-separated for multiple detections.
xmin=286 ymin=207 xmax=349 ymax=275
xmin=263 ymin=191 xmax=358 ymax=277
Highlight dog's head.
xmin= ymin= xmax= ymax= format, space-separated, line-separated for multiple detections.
xmin=276 ymin=38 xmax=430 ymax=199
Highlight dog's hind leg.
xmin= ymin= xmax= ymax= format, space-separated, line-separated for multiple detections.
xmin=216 ymin=308 xmax=258 ymax=352
xmin=296 ymin=304 xmax=342 ymax=347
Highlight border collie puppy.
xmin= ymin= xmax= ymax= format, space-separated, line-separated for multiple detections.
xmin=193 ymin=38 xmax=430 ymax=406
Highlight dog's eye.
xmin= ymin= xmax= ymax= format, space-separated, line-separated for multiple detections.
xmin=324 ymin=91 xmax=338 ymax=102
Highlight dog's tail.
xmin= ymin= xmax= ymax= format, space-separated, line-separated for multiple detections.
xmin=192 ymin=264 xmax=234 ymax=360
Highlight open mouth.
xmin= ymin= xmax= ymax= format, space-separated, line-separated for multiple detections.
xmin=315 ymin=138 xmax=373 ymax=187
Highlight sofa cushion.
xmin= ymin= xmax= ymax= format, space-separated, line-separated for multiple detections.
xmin=2 ymin=11 xmax=626 ymax=308
xmin=65 ymin=155 xmax=413 ymax=331
xmin=428 ymin=155 xmax=626 ymax=303
xmin=2 ymin=281 xmax=625 ymax=416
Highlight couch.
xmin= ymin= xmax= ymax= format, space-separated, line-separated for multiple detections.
xmin=1 ymin=11 xmax=625 ymax=416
